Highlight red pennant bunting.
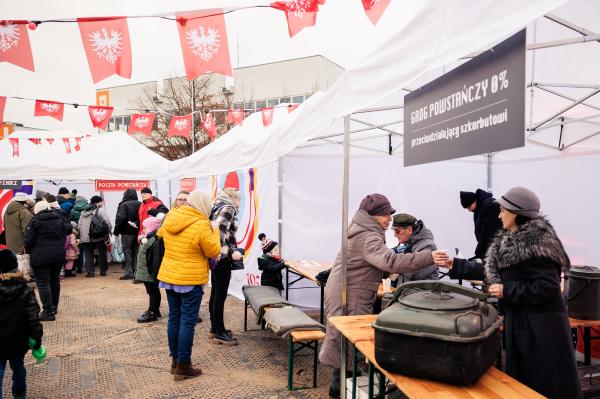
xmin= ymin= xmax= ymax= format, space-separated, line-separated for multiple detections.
xmin=62 ymin=138 xmax=72 ymax=154
xmin=34 ymin=100 xmax=65 ymax=121
xmin=9 ymin=137 xmax=19 ymax=157
xmin=0 ymin=96 xmax=6 ymax=122
xmin=0 ymin=21 xmax=35 ymax=71
xmin=176 ymin=10 xmax=233 ymax=80
xmin=226 ymin=109 xmax=244 ymax=126
xmin=88 ymin=106 xmax=113 ymax=130
xmin=128 ymin=113 xmax=155 ymax=135
xmin=362 ymin=0 xmax=391 ymax=25
xmin=46 ymin=138 xmax=55 ymax=145
xmin=168 ymin=114 xmax=192 ymax=138
xmin=271 ymin=0 xmax=319 ymax=37
xmin=28 ymin=138 xmax=41 ymax=145
xmin=261 ymin=107 xmax=274 ymax=127
xmin=77 ymin=18 xmax=132 ymax=84
xmin=74 ymin=137 xmax=82 ymax=151
xmin=202 ymin=112 xmax=216 ymax=140
xmin=288 ymin=104 xmax=299 ymax=113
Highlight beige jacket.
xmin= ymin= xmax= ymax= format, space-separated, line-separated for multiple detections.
xmin=319 ymin=209 xmax=433 ymax=368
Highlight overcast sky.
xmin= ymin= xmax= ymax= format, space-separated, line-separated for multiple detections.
xmin=1 ymin=0 xmax=425 ymax=131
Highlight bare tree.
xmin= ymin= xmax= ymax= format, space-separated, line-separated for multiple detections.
xmin=135 ymin=76 xmax=235 ymax=160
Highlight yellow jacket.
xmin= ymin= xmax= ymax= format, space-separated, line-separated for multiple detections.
xmin=157 ymin=206 xmax=221 ymax=285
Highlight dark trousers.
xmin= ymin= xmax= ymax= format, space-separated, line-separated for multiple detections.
xmin=0 ymin=356 xmax=26 ymax=396
xmin=121 ymin=234 xmax=138 ymax=276
xmin=81 ymin=241 xmax=108 ymax=275
xmin=166 ymin=286 xmax=203 ymax=363
xmin=33 ymin=263 xmax=62 ymax=314
xmin=74 ymin=251 xmax=84 ymax=272
xmin=144 ymin=281 xmax=161 ymax=313
xmin=209 ymin=258 xmax=232 ymax=334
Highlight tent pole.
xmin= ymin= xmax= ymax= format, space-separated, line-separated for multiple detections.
xmin=191 ymin=80 xmax=196 ymax=154
xmin=340 ymin=114 xmax=351 ymax=398
xmin=278 ymin=157 xmax=283 ymax=254
xmin=486 ymin=153 xmax=493 ymax=192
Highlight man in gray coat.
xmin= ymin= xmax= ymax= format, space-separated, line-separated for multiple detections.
xmin=319 ymin=194 xmax=448 ymax=398
xmin=78 ymin=195 xmax=112 ymax=277
xmin=391 ymin=213 xmax=439 ymax=284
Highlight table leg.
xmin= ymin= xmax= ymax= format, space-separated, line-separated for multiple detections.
xmin=320 ymin=285 xmax=325 ymax=325
xmin=288 ymin=336 xmax=294 ymax=390
xmin=377 ymin=369 xmax=385 ymax=397
xmin=286 ymin=268 xmax=289 ymax=300
xmin=585 ymin=326 xmax=591 ymax=366
xmin=313 ymin=341 xmax=318 ymax=388
xmin=352 ymin=345 xmax=357 ymax=399
xmin=367 ymin=362 xmax=374 ymax=399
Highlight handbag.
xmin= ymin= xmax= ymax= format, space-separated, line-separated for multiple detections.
xmin=17 ymin=253 xmax=33 ymax=278
xmin=230 ymin=248 xmax=245 ymax=271
xmin=111 ymin=236 xmax=125 ymax=263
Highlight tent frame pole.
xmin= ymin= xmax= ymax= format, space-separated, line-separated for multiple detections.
xmin=278 ymin=157 xmax=283 ymax=253
xmin=340 ymin=114 xmax=351 ymax=399
xmin=191 ymin=80 xmax=196 ymax=154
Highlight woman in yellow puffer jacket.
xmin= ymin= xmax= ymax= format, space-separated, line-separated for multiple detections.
xmin=157 ymin=190 xmax=220 ymax=381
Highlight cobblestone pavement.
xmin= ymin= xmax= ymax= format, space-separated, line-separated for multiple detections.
xmin=2 ymin=264 xmax=329 ymax=399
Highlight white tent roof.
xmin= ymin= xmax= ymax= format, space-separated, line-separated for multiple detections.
xmin=0 ymin=131 xmax=170 ymax=180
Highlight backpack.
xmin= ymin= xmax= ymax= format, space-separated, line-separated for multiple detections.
xmin=89 ymin=208 xmax=110 ymax=239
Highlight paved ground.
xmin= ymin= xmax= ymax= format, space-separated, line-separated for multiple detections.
xmin=2 ymin=264 xmax=330 ymax=399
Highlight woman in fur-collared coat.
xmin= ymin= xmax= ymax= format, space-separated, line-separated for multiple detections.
xmin=486 ymin=187 xmax=582 ymax=399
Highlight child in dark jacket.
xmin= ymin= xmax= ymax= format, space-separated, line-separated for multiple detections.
xmin=257 ymin=234 xmax=285 ymax=291
xmin=134 ymin=217 xmax=165 ymax=323
xmin=0 ymin=249 xmax=44 ymax=398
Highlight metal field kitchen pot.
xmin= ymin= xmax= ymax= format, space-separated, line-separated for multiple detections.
xmin=567 ymin=266 xmax=600 ymax=320
xmin=372 ymin=281 xmax=502 ymax=386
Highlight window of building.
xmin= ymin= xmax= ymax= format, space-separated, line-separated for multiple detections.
xmin=256 ymin=100 xmax=267 ymax=110
xmin=267 ymin=98 xmax=279 ymax=107
xmin=292 ymin=95 xmax=304 ymax=104
xmin=280 ymin=97 xmax=291 ymax=104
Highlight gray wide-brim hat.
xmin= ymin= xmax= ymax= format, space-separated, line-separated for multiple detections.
xmin=495 ymin=186 xmax=540 ymax=218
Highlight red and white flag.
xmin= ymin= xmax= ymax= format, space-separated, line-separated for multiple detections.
xmin=261 ymin=107 xmax=274 ymax=127
xmin=46 ymin=138 xmax=55 ymax=145
xmin=0 ymin=21 xmax=35 ymax=71
xmin=78 ymin=18 xmax=132 ymax=84
xmin=226 ymin=109 xmax=244 ymax=126
xmin=288 ymin=104 xmax=299 ymax=113
xmin=128 ymin=113 xmax=155 ymax=135
xmin=34 ymin=100 xmax=64 ymax=121
xmin=9 ymin=138 xmax=19 ymax=157
xmin=176 ymin=10 xmax=233 ymax=80
xmin=28 ymin=138 xmax=41 ymax=145
xmin=62 ymin=138 xmax=72 ymax=154
xmin=0 ymin=96 xmax=6 ymax=122
xmin=271 ymin=0 xmax=319 ymax=37
xmin=362 ymin=0 xmax=391 ymax=25
xmin=168 ymin=114 xmax=192 ymax=139
xmin=201 ymin=112 xmax=216 ymax=140
xmin=74 ymin=137 xmax=82 ymax=151
xmin=88 ymin=106 xmax=113 ymax=130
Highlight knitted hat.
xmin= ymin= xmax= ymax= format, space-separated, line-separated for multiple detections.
xmin=0 ymin=249 xmax=18 ymax=273
xmin=359 ymin=194 xmax=395 ymax=216
xmin=187 ymin=190 xmax=214 ymax=218
xmin=262 ymin=239 xmax=278 ymax=255
xmin=142 ymin=216 xmax=162 ymax=234
xmin=141 ymin=187 xmax=152 ymax=194
xmin=392 ymin=213 xmax=417 ymax=228
xmin=48 ymin=201 xmax=60 ymax=209
xmin=13 ymin=192 xmax=29 ymax=202
xmin=58 ymin=187 xmax=69 ymax=195
xmin=34 ymin=201 xmax=50 ymax=214
xmin=495 ymin=187 xmax=540 ymax=218
xmin=258 ymin=233 xmax=266 ymax=242
xmin=90 ymin=195 xmax=103 ymax=204
xmin=460 ymin=191 xmax=477 ymax=208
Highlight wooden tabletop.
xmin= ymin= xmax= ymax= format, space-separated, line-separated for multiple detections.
xmin=285 ymin=259 xmax=331 ymax=283
xmin=355 ymin=340 xmax=545 ymax=399
xmin=569 ymin=317 xmax=600 ymax=328
xmin=328 ymin=315 xmax=378 ymax=344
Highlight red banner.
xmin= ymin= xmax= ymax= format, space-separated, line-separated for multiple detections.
xmin=46 ymin=138 xmax=55 ymax=145
xmin=261 ymin=107 xmax=274 ymax=127
xmin=179 ymin=178 xmax=196 ymax=192
xmin=88 ymin=105 xmax=113 ymax=130
xmin=0 ymin=22 xmax=35 ymax=71
xmin=34 ymin=100 xmax=65 ymax=121
xmin=271 ymin=0 xmax=319 ymax=37
xmin=28 ymin=138 xmax=41 ymax=145
xmin=226 ymin=109 xmax=244 ymax=126
xmin=202 ymin=112 xmax=216 ymax=140
xmin=168 ymin=114 xmax=192 ymax=138
xmin=9 ymin=137 xmax=19 ymax=157
xmin=176 ymin=9 xmax=233 ymax=80
xmin=78 ymin=17 xmax=132 ymax=84
xmin=0 ymin=96 xmax=5 ymax=122
xmin=128 ymin=112 xmax=155 ymax=135
xmin=95 ymin=180 xmax=150 ymax=191
xmin=362 ymin=0 xmax=391 ymax=25
xmin=74 ymin=137 xmax=82 ymax=151
xmin=288 ymin=104 xmax=299 ymax=113
xmin=62 ymin=138 xmax=72 ymax=154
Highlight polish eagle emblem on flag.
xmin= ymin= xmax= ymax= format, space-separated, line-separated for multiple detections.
xmin=0 ymin=23 xmax=20 ymax=52
xmin=134 ymin=116 xmax=151 ymax=128
xmin=91 ymin=108 xmax=108 ymax=122
xmin=174 ymin=118 xmax=189 ymax=130
xmin=88 ymin=28 xmax=123 ymax=64
xmin=186 ymin=26 xmax=221 ymax=61
xmin=40 ymin=102 xmax=60 ymax=113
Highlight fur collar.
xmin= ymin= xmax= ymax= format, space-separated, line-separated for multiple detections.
xmin=0 ymin=270 xmax=27 ymax=281
xmin=485 ymin=216 xmax=570 ymax=284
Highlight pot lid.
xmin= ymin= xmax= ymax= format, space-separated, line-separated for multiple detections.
xmin=569 ymin=266 xmax=600 ymax=278
xmin=398 ymin=289 xmax=478 ymax=311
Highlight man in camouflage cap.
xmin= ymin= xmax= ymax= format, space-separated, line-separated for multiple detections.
xmin=391 ymin=213 xmax=439 ymax=284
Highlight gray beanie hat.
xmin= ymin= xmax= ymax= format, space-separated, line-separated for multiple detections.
xmin=495 ymin=187 xmax=540 ymax=218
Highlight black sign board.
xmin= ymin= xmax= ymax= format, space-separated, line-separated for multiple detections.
xmin=0 ymin=180 xmax=23 ymax=190
xmin=403 ymin=29 xmax=526 ymax=166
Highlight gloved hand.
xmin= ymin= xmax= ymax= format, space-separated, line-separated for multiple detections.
xmin=231 ymin=251 xmax=243 ymax=261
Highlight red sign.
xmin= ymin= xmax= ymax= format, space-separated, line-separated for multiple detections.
xmin=179 ymin=178 xmax=196 ymax=192
xmin=95 ymin=180 xmax=150 ymax=191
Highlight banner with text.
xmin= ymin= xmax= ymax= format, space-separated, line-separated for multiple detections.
xmin=403 ymin=30 xmax=525 ymax=166
xmin=95 ymin=180 xmax=150 ymax=191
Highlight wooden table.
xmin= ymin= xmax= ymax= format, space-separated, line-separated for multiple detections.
xmin=285 ymin=260 xmax=332 ymax=324
xmin=329 ymin=315 xmax=545 ymax=399
xmin=569 ymin=317 xmax=600 ymax=365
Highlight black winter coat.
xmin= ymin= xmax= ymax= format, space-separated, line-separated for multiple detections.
xmin=258 ymin=255 xmax=285 ymax=291
xmin=146 ymin=232 xmax=165 ymax=279
xmin=448 ymin=258 xmax=486 ymax=281
xmin=24 ymin=209 xmax=67 ymax=268
xmin=114 ymin=189 xmax=141 ymax=236
xmin=0 ymin=271 xmax=43 ymax=359
xmin=485 ymin=217 xmax=582 ymax=399
xmin=472 ymin=189 xmax=502 ymax=259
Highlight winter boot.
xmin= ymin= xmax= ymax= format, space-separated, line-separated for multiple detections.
xmin=137 ymin=310 xmax=158 ymax=323
xmin=170 ymin=358 xmax=177 ymax=375
xmin=173 ymin=361 xmax=202 ymax=381
xmin=212 ymin=332 xmax=238 ymax=346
